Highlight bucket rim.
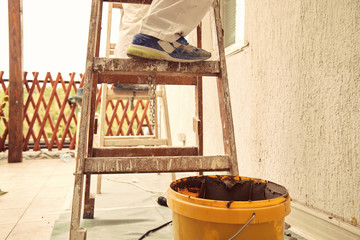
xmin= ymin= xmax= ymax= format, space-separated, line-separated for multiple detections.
xmin=169 ymin=175 xmax=289 ymax=208
xmin=167 ymin=175 xmax=291 ymax=224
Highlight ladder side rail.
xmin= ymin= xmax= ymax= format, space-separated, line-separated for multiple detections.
xmin=159 ymin=84 xmax=176 ymax=180
xmin=83 ymin=0 xmax=104 ymax=218
xmin=69 ymin=0 xmax=102 ymax=238
xmin=196 ymin=25 xmax=204 ymax=157
xmin=83 ymin=73 xmax=100 ymax=219
xmin=105 ymin=3 xmax=114 ymax=58
xmin=70 ymin=1 xmax=239 ymax=238
xmin=213 ymin=0 xmax=239 ymax=175
xmin=88 ymin=0 xmax=103 ymax=156
xmin=195 ymin=78 xmax=203 ymax=156
xmin=160 ymin=85 xmax=172 ymax=146
xmin=87 ymin=73 xmax=100 ymax=157
xmin=99 ymin=85 xmax=108 ymax=146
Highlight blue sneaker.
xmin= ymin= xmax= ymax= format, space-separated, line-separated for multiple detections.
xmin=126 ymin=34 xmax=211 ymax=62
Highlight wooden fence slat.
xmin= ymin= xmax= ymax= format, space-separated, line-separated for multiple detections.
xmin=126 ymin=100 xmax=141 ymax=136
xmin=23 ymin=72 xmax=46 ymax=150
xmin=138 ymin=100 xmax=151 ymax=135
xmin=33 ymin=72 xmax=60 ymax=150
xmin=133 ymin=101 xmax=143 ymax=135
xmin=106 ymin=100 xmax=120 ymax=136
xmin=136 ymin=100 xmax=149 ymax=135
xmin=32 ymin=72 xmax=52 ymax=149
xmin=23 ymin=73 xmax=49 ymax=149
xmin=59 ymin=73 xmax=77 ymax=144
xmin=116 ymin=100 xmax=129 ymax=136
xmin=59 ymin=106 xmax=77 ymax=150
xmin=33 ymin=73 xmax=54 ymax=150
xmin=48 ymin=72 xmax=76 ymax=150
xmin=0 ymin=71 xmax=154 ymax=152
xmin=136 ymin=99 xmax=153 ymax=135
xmin=31 ymin=72 xmax=56 ymax=149
xmin=45 ymin=73 xmax=67 ymax=149
xmin=50 ymin=73 xmax=68 ymax=149
xmin=143 ymin=102 xmax=153 ymax=135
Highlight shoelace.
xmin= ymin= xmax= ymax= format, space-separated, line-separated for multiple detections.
xmin=176 ymin=36 xmax=189 ymax=45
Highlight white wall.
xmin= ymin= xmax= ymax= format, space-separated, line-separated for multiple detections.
xmin=164 ymin=85 xmax=196 ymax=147
xmin=166 ymin=0 xmax=359 ymax=229
xmin=210 ymin=0 xmax=360 ymax=228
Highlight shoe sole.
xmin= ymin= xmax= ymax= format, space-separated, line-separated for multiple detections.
xmin=126 ymin=45 xmax=208 ymax=63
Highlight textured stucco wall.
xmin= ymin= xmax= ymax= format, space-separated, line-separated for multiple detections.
xmin=217 ymin=0 xmax=360 ymax=227
xmin=165 ymin=0 xmax=359 ymax=228
xmin=165 ymin=85 xmax=196 ymax=147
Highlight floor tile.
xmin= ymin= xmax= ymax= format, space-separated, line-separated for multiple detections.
xmin=0 ymin=208 xmax=25 ymax=225
xmin=0 ymin=224 xmax=15 ymax=240
xmin=6 ymin=220 xmax=55 ymax=240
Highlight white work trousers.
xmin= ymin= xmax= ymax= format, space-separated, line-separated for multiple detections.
xmin=114 ymin=0 xmax=213 ymax=58
xmin=114 ymin=4 xmax=150 ymax=58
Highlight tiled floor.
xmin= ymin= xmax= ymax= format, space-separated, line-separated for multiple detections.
xmin=1 ymin=151 xmax=306 ymax=240
xmin=0 ymin=152 xmax=75 ymax=240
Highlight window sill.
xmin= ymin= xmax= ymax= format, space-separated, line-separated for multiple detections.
xmin=225 ymin=41 xmax=249 ymax=56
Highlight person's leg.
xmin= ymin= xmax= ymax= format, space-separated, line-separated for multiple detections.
xmin=114 ymin=4 xmax=150 ymax=58
xmin=139 ymin=0 xmax=214 ymax=42
xmin=126 ymin=0 xmax=214 ymax=62
xmin=114 ymin=4 xmax=151 ymax=90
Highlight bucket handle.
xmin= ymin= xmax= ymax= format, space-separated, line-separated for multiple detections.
xmin=228 ymin=213 xmax=256 ymax=240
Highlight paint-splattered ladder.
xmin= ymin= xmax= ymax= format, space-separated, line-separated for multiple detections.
xmin=70 ymin=0 xmax=239 ymax=239
xmin=95 ymin=2 xmax=174 ymax=195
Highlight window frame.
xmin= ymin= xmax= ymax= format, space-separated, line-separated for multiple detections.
xmin=221 ymin=0 xmax=246 ymax=56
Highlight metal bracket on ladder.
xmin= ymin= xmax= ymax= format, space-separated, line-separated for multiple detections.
xmin=69 ymin=0 xmax=238 ymax=239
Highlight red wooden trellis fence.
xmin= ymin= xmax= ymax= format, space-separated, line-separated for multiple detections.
xmin=0 ymin=71 xmax=151 ymax=152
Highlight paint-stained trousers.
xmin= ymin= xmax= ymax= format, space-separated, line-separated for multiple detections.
xmin=115 ymin=0 xmax=213 ymax=58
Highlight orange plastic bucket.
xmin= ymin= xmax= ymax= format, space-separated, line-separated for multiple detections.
xmin=167 ymin=175 xmax=291 ymax=240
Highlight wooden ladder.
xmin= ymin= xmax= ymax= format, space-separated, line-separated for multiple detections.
xmin=69 ymin=0 xmax=239 ymax=239
xmin=94 ymin=1 xmax=174 ymax=194
xmin=95 ymin=1 xmax=172 ymax=149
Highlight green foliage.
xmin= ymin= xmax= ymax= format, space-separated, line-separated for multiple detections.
xmin=21 ymin=87 xmax=78 ymax=139
xmin=0 ymin=87 xmax=78 ymax=141
xmin=0 ymin=94 xmax=8 ymax=119
xmin=0 ymin=93 xmax=9 ymax=138
xmin=0 ymin=85 xmax=150 ymax=146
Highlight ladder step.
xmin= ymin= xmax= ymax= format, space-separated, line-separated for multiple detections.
xmin=104 ymin=0 xmax=152 ymax=4
xmin=93 ymin=58 xmax=220 ymax=77
xmin=99 ymin=74 xmax=198 ymax=85
xmin=105 ymin=89 xmax=163 ymax=100
xmin=93 ymin=147 xmax=199 ymax=157
xmin=103 ymin=137 xmax=168 ymax=147
xmin=84 ymin=155 xmax=231 ymax=174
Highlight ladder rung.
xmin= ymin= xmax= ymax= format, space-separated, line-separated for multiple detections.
xmin=93 ymin=58 xmax=220 ymax=77
xmin=111 ymin=3 xmax=123 ymax=8
xmin=103 ymin=137 xmax=168 ymax=147
xmin=106 ymin=89 xmax=163 ymax=100
xmin=92 ymin=147 xmax=199 ymax=157
xmin=84 ymin=156 xmax=231 ymax=174
xmin=99 ymin=74 xmax=198 ymax=85
xmin=104 ymin=0 xmax=152 ymax=4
